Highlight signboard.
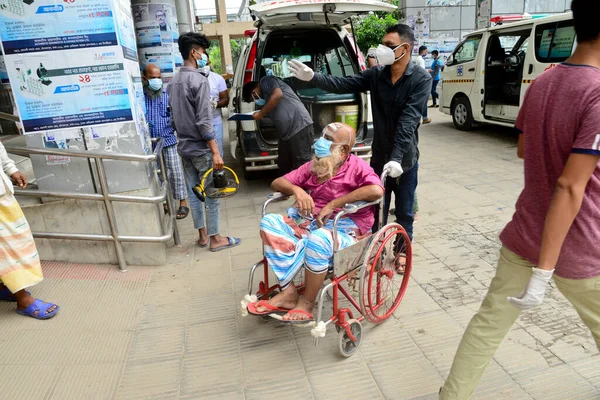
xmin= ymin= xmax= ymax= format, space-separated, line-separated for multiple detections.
xmin=476 ymin=0 xmax=492 ymax=30
xmin=0 ymin=0 xmax=143 ymax=135
xmin=132 ymin=3 xmax=176 ymax=76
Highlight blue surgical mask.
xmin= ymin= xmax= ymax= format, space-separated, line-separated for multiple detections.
xmin=196 ymin=53 xmax=208 ymax=68
xmin=254 ymin=98 xmax=266 ymax=107
xmin=148 ymin=78 xmax=162 ymax=91
xmin=314 ymin=137 xmax=333 ymax=158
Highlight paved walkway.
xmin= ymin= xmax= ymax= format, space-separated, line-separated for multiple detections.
xmin=1 ymin=113 xmax=599 ymax=400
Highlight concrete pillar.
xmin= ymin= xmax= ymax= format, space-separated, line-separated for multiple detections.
xmin=215 ymin=0 xmax=234 ymax=74
xmin=175 ymin=0 xmax=195 ymax=34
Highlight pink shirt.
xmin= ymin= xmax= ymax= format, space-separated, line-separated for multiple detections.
xmin=500 ymin=64 xmax=600 ymax=279
xmin=284 ymin=154 xmax=383 ymax=235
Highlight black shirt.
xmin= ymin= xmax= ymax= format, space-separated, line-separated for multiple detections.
xmin=311 ymin=62 xmax=431 ymax=170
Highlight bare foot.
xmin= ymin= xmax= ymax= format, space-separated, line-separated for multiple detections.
xmin=256 ymin=284 xmax=299 ymax=313
xmin=282 ymin=296 xmax=314 ymax=321
xmin=198 ymin=228 xmax=209 ymax=247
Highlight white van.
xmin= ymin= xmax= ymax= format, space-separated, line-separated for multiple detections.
xmin=441 ymin=12 xmax=576 ymax=131
xmin=228 ymin=0 xmax=394 ymax=178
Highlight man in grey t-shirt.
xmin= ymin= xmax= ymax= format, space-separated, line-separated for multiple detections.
xmin=243 ymin=77 xmax=313 ymax=175
xmin=168 ymin=32 xmax=241 ymax=252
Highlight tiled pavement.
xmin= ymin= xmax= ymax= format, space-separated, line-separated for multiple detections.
xmin=1 ymin=112 xmax=598 ymax=400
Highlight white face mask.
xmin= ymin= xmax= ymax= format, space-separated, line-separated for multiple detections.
xmin=375 ymin=43 xmax=409 ymax=66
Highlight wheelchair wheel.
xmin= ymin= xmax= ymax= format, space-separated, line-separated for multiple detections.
xmin=338 ymin=319 xmax=362 ymax=358
xmin=359 ymin=223 xmax=412 ymax=324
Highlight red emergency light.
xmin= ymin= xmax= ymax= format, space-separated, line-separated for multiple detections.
xmin=244 ymin=29 xmax=257 ymax=37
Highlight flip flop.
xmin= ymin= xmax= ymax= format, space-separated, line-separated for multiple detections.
xmin=280 ymin=309 xmax=314 ymax=324
xmin=16 ymin=299 xmax=60 ymax=320
xmin=176 ymin=206 xmax=190 ymax=220
xmin=247 ymin=300 xmax=291 ymax=316
xmin=395 ymin=253 xmax=406 ymax=275
xmin=210 ymin=237 xmax=241 ymax=252
xmin=0 ymin=287 xmax=30 ymax=302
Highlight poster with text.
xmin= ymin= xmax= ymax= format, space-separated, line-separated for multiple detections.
xmin=0 ymin=56 xmax=8 ymax=83
xmin=6 ymin=46 xmax=133 ymax=133
xmin=114 ymin=0 xmax=138 ymax=61
xmin=0 ymin=1 xmax=117 ymax=55
xmin=135 ymin=20 xmax=162 ymax=49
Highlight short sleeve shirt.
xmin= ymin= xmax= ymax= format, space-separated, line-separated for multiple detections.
xmin=430 ymin=59 xmax=443 ymax=81
xmin=500 ymin=63 xmax=600 ymax=279
xmin=284 ymin=154 xmax=383 ymax=235
xmin=259 ymin=76 xmax=312 ymax=141
xmin=207 ymin=71 xmax=227 ymax=123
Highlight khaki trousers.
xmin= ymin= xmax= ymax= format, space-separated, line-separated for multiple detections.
xmin=440 ymin=247 xmax=600 ymax=400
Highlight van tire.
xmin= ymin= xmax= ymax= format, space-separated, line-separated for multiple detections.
xmin=452 ymin=97 xmax=474 ymax=131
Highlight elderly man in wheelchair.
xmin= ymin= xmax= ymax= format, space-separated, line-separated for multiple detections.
xmin=247 ymin=122 xmax=384 ymax=323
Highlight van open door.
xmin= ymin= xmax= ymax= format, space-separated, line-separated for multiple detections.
xmin=250 ymin=0 xmax=396 ymax=27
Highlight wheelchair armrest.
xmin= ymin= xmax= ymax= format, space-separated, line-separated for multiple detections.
xmin=342 ymin=200 xmax=380 ymax=215
xmin=262 ymin=192 xmax=292 ymax=217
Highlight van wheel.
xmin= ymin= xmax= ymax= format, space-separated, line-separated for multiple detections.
xmin=452 ymin=97 xmax=474 ymax=131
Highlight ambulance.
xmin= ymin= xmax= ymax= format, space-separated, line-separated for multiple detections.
xmin=440 ymin=12 xmax=576 ymax=130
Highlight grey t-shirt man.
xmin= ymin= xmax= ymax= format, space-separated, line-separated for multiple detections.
xmin=167 ymin=66 xmax=215 ymax=158
xmin=259 ymin=76 xmax=312 ymax=141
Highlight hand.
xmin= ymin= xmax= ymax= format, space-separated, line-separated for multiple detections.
xmin=210 ymin=98 xmax=218 ymax=110
xmin=10 ymin=171 xmax=27 ymax=189
xmin=212 ymin=154 xmax=224 ymax=170
xmin=252 ymin=111 xmax=263 ymax=121
xmin=287 ymin=59 xmax=314 ymax=82
xmin=293 ymin=188 xmax=314 ymax=217
xmin=316 ymin=202 xmax=335 ymax=228
xmin=367 ymin=47 xmax=377 ymax=59
xmin=507 ymin=268 xmax=554 ymax=310
xmin=383 ymin=161 xmax=403 ymax=178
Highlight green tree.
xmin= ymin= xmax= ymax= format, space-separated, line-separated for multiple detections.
xmin=353 ymin=13 xmax=398 ymax=55
xmin=208 ymin=39 xmax=246 ymax=75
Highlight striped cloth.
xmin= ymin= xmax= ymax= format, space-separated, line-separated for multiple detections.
xmin=145 ymin=90 xmax=177 ymax=148
xmin=260 ymin=208 xmax=357 ymax=289
xmin=0 ymin=188 xmax=43 ymax=293
xmin=162 ymin=144 xmax=187 ymax=200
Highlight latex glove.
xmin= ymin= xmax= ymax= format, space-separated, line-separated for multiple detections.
xmin=288 ymin=59 xmax=314 ymax=82
xmin=383 ymin=161 xmax=403 ymax=178
xmin=367 ymin=47 xmax=377 ymax=59
xmin=210 ymin=98 xmax=218 ymax=110
xmin=507 ymin=268 xmax=554 ymax=310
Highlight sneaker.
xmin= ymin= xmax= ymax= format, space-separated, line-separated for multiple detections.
xmin=434 ymin=104 xmax=439 ymax=108
xmin=429 ymin=103 xmax=437 ymax=108
xmin=422 ymin=118 xmax=432 ymax=124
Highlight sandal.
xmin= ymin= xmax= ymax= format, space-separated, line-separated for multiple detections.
xmin=395 ymin=253 xmax=406 ymax=275
xmin=247 ymin=300 xmax=290 ymax=316
xmin=176 ymin=206 xmax=189 ymax=220
xmin=210 ymin=237 xmax=242 ymax=252
xmin=16 ymin=299 xmax=60 ymax=320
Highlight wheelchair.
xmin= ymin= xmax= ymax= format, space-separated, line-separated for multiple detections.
xmin=240 ymin=173 xmax=412 ymax=357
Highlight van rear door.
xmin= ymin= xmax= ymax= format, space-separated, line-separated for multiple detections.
xmin=250 ymin=0 xmax=396 ymax=27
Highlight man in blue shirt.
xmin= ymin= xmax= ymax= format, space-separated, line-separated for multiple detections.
xmin=428 ymin=50 xmax=443 ymax=108
xmin=143 ymin=63 xmax=189 ymax=219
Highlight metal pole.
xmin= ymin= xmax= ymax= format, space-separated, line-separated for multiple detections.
xmin=158 ymin=148 xmax=181 ymax=246
xmin=95 ymin=157 xmax=127 ymax=271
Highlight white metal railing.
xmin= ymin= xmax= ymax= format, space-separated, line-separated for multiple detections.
xmin=5 ymin=138 xmax=181 ymax=271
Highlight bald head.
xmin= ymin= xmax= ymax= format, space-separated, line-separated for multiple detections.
xmin=323 ymin=122 xmax=356 ymax=149
xmin=143 ymin=64 xmax=161 ymax=79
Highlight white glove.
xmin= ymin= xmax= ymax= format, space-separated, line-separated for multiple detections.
xmin=210 ymin=98 xmax=218 ymax=110
xmin=288 ymin=59 xmax=314 ymax=82
xmin=367 ymin=47 xmax=378 ymax=59
xmin=383 ymin=161 xmax=403 ymax=178
xmin=507 ymin=268 xmax=554 ymax=310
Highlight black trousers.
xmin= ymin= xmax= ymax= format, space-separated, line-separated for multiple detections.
xmin=278 ymin=125 xmax=313 ymax=176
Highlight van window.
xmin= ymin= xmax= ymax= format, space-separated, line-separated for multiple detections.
xmin=535 ymin=20 xmax=576 ymax=63
xmin=325 ymin=47 xmax=354 ymax=77
xmin=453 ymin=35 xmax=482 ymax=64
xmin=261 ymin=55 xmax=311 ymax=79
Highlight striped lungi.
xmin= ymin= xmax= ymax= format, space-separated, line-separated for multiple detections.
xmin=0 ymin=190 xmax=43 ymax=293
xmin=260 ymin=208 xmax=357 ymax=289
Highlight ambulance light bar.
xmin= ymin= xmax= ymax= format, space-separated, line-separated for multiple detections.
xmin=490 ymin=13 xmax=550 ymax=25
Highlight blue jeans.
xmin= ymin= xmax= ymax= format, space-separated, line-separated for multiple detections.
xmin=431 ymin=80 xmax=440 ymax=105
xmin=213 ymin=121 xmax=223 ymax=156
xmin=372 ymin=162 xmax=418 ymax=241
xmin=182 ymin=153 xmax=220 ymax=236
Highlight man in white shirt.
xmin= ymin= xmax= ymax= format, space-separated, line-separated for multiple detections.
xmin=414 ymin=46 xmax=431 ymax=124
xmin=203 ymin=54 xmax=229 ymax=156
